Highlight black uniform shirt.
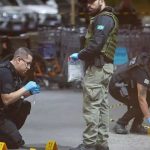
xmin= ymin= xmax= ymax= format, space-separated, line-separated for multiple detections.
xmin=131 ymin=67 xmax=150 ymax=88
xmin=110 ymin=66 xmax=150 ymax=102
xmin=130 ymin=67 xmax=150 ymax=99
xmin=0 ymin=61 xmax=22 ymax=107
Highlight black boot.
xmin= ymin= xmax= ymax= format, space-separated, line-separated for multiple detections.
xmin=96 ymin=144 xmax=109 ymax=150
xmin=130 ymin=125 xmax=147 ymax=134
xmin=113 ymin=123 xmax=128 ymax=134
xmin=70 ymin=144 xmax=96 ymax=150
xmin=0 ymin=135 xmax=25 ymax=149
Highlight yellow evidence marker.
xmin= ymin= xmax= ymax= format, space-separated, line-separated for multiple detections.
xmin=0 ymin=142 xmax=7 ymax=150
xmin=147 ymin=127 xmax=150 ymax=135
xmin=45 ymin=140 xmax=58 ymax=150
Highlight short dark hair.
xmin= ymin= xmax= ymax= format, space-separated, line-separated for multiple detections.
xmin=13 ymin=47 xmax=33 ymax=59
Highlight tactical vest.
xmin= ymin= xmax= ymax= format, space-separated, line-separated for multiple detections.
xmin=85 ymin=11 xmax=119 ymax=60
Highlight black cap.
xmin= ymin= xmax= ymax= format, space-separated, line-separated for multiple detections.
xmin=78 ymin=0 xmax=87 ymax=3
xmin=78 ymin=0 xmax=96 ymax=3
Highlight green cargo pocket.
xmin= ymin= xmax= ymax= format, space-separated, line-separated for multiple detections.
xmin=102 ymin=64 xmax=114 ymax=86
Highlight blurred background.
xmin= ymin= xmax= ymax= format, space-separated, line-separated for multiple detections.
xmin=0 ymin=0 xmax=149 ymax=89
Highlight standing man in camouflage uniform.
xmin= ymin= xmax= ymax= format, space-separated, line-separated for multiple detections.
xmin=70 ymin=0 xmax=118 ymax=150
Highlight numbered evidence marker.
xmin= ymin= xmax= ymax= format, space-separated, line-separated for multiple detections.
xmin=143 ymin=125 xmax=150 ymax=135
xmin=45 ymin=140 xmax=58 ymax=150
xmin=147 ymin=127 xmax=150 ymax=135
xmin=0 ymin=142 xmax=7 ymax=150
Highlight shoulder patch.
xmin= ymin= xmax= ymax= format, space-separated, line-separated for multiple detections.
xmin=97 ymin=25 xmax=104 ymax=30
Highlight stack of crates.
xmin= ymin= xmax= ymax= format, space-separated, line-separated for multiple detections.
xmin=59 ymin=27 xmax=84 ymax=79
xmin=38 ymin=27 xmax=57 ymax=60
xmin=7 ymin=34 xmax=30 ymax=53
xmin=117 ymin=28 xmax=150 ymax=61
xmin=25 ymin=32 xmax=39 ymax=52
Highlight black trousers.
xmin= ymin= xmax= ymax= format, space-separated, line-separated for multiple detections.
xmin=0 ymin=100 xmax=31 ymax=149
xmin=109 ymin=79 xmax=150 ymax=128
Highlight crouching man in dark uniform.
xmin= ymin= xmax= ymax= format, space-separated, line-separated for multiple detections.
xmin=109 ymin=53 xmax=150 ymax=134
xmin=0 ymin=47 xmax=40 ymax=149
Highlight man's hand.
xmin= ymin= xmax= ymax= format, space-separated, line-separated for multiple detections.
xmin=70 ymin=53 xmax=79 ymax=61
xmin=24 ymin=81 xmax=39 ymax=92
xmin=30 ymin=85 xmax=40 ymax=95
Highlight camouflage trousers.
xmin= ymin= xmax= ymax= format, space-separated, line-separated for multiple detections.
xmin=82 ymin=64 xmax=114 ymax=146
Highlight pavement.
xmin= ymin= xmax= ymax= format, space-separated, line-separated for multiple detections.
xmin=7 ymin=88 xmax=150 ymax=150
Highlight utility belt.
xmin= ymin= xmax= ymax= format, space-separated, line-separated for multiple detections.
xmin=94 ymin=55 xmax=113 ymax=68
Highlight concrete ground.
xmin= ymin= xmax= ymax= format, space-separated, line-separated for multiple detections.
xmin=8 ymin=88 xmax=150 ymax=150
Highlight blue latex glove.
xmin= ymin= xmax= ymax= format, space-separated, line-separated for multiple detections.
xmin=30 ymin=85 xmax=40 ymax=95
xmin=146 ymin=118 xmax=150 ymax=125
xmin=70 ymin=53 xmax=79 ymax=61
xmin=24 ymin=81 xmax=38 ymax=92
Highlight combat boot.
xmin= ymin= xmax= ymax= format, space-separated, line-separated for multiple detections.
xmin=96 ymin=143 xmax=109 ymax=150
xmin=70 ymin=144 xmax=96 ymax=150
xmin=130 ymin=125 xmax=147 ymax=134
xmin=113 ymin=123 xmax=128 ymax=134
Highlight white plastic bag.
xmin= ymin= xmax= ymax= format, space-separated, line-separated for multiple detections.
xmin=68 ymin=58 xmax=84 ymax=82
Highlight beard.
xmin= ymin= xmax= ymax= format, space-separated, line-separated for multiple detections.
xmin=19 ymin=70 xmax=27 ymax=77
xmin=87 ymin=6 xmax=101 ymax=16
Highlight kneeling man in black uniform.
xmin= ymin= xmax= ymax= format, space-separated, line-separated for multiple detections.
xmin=109 ymin=53 xmax=150 ymax=134
xmin=0 ymin=47 xmax=40 ymax=148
